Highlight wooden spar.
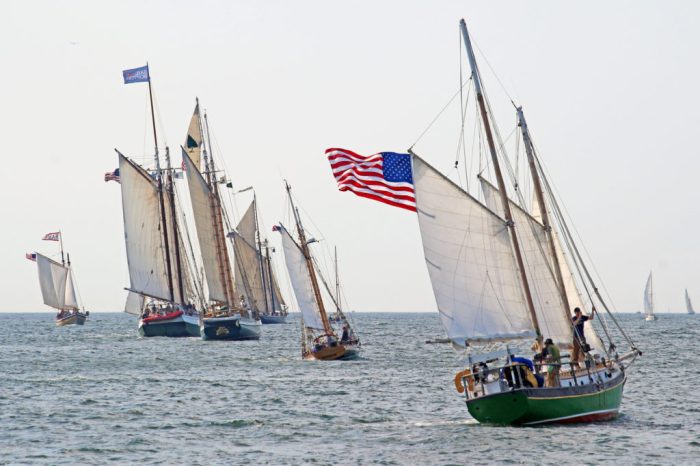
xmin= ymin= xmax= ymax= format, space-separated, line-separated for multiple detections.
xmin=164 ymin=146 xmax=185 ymax=304
xmin=286 ymin=181 xmax=334 ymax=335
xmin=253 ymin=195 xmax=271 ymax=313
xmin=264 ymin=241 xmax=277 ymax=312
xmin=460 ymin=19 xmax=542 ymax=343
xmin=146 ymin=65 xmax=175 ymax=303
xmin=59 ymin=229 xmax=65 ymax=266
xmin=517 ymin=107 xmax=572 ymax=322
xmin=201 ymin=107 xmax=236 ymax=310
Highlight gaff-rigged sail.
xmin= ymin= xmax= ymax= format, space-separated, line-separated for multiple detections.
xmin=36 ymin=253 xmax=79 ymax=311
xmin=118 ymin=153 xmax=173 ymax=302
xmin=412 ymin=155 xmax=536 ymax=345
xmin=233 ymin=201 xmax=266 ymax=310
xmin=278 ymin=224 xmax=326 ymax=330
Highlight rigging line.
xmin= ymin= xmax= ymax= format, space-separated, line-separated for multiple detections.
xmin=411 ymin=79 xmax=471 ymax=150
xmin=471 ymin=37 xmax=516 ymax=105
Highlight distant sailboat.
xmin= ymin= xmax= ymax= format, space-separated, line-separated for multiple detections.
xmin=180 ymin=100 xmax=261 ymax=340
xmin=685 ymin=289 xmax=695 ymax=315
xmin=644 ymin=272 xmax=657 ymax=321
xmin=276 ymin=181 xmax=359 ymax=360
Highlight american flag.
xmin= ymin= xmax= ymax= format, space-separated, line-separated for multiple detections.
xmin=104 ymin=168 xmax=120 ymax=183
xmin=25 ymin=252 xmax=37 ymax=262
xmin=326 ymin=148 xmax=416 ymax=212
xmin=42 ymin=232 xmax=60 ymax=242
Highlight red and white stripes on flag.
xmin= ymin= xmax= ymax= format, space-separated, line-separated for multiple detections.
xmin=25 ymin=252 xmax=37 ymax=262
xmin=325 ymin=148 xmax=416 ymax=212
xmin=42 ymin=232 xmax=60 ymax=242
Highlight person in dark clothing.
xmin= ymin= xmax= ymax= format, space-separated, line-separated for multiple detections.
xmin=572 ymin=307 xmax=594 ymax=364
xmin=340 ymin=325 xmax=349 ymax=343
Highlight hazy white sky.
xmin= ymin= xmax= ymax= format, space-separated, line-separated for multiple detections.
xmin=3 ymin=1 xmax=699 ymax=313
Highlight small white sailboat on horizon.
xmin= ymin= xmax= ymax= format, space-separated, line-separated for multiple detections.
xmin=644 ymin=272 xmax=657 ymax=321
xmin=685 ymin=289 xmax=695 ymax=315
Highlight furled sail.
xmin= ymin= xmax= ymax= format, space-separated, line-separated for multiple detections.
xmin=686 ymin=289 xmax=695 ymax=315
xmin=118 ymin=154 xmax=172 ymax=302
xmin=644 ymin=273 xmax=654 ymax=317
xmin=36 ymin=253 xmax=78 ymax=310
xmin=278 ymin=225 xmax=325 ymax=330
xmin=182 ymin=150 xmax=229 ymax=303
xmin=184 ymin=102 xmax=203 ymax=172
xmin=412 ymin=155 xmax=535 ymax=344
xmin=480 ymin=179 xmax=572 ymax=346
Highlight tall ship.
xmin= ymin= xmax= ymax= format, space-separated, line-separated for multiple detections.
xmin=329 ymin=19 xmax=640 ymax=424
xmin=644 ymin=272 xmax=657 ymax=321
xmin=29 ymin=232 xmax=88 ymax=326
xmin=686 ymin=289 xmax=696 ymax=315
xmin=180 ymin=100 xmax=262 ymax=340
xmin=276 ymin=182 xmax=360 ymax=360
xmin=116 ymin=65 xmax=202 ymax=337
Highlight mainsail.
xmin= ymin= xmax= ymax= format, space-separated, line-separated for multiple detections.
xmin=278 ymin=224 xmax=325 ymax=330
xmin=118 ymin=154 xmax=173 ymax=302
xmin=36 ymin=253 xmax=79 ymax=311
xmin=686 ymin=289 xmax=695 ymax=315
xmin=233 ymin=201 xmax=266 ymax=310
xmin=644 ymin=272 xmax=654 ymax=317
xmin=412 ymin=155 xmax=535 ymax=344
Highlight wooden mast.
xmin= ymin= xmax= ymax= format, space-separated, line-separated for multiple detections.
xmin=264 ymin=240 xmax=277 ymax=313
xmin=285 ymin=181 xmax=334 ymax=335
xmin=460 ymin=19 xmax=542 ymax=343
xmin=164 ymin=146 xmax=185 ymax=303
xmin=253 ymin=194 xmax=271 ymax=314
xmin=146 ymin=64 xmax=175 ymax=303
xmin=517 ymin=107 xmax=572 ymax=323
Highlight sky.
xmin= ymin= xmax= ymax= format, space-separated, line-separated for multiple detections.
xmin=2 ymin=1 xmax=699 ymax=313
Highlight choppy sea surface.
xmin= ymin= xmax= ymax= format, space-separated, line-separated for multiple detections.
xmin=1 ymin=312 xmax=698 ymax=465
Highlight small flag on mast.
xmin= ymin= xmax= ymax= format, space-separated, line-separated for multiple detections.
xmin=42 ymin=232 xmax=61 ymax=242
xmin=122 ymin=65 xmax=150 ymax=84
xmin=326 ymin=148 xmax=416 ymax=212
xmin=25 ymin=252 xmax=37 ymax=262
xmin=104 ymin=168 xmax=120 ymax=183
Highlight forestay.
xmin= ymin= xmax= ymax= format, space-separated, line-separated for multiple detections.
xmin=278 ymin=225 xmax=325 ymax=330
xmin=118 ymin=154 xmax=172 ymax=302
xmin=412 ymin=155 xmax=535 ymax=344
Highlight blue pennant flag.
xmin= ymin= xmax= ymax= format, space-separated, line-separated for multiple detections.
xmin=122 ymin=65 xmax=149 ymax=84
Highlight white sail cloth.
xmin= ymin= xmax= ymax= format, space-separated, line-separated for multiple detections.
xmin=36 ymin=253 xmax=79 ymax=310
xmin=480 ymin=179 xmax=572 ymax=346
xmin=412 ymin=156 xmax=535 ymax=344
xmin=278 ymin=225 xmax=326 ymax=330
xmin=644 ymin=273 xmax=654 ymax=316
xmin=124 ymin=291 xmax=144 ymax=315
xmin=118 ymin=154 xmax=173 ymax=302
xmin=182 ymin=150 xmax=230 ymax=303
xmin=184 ymin=102 xmax=203 ymax=171
xmin=233 ymin=201 xmax=266 ymax=311
xmin=686 ymin=289 xmax=695 ymax=315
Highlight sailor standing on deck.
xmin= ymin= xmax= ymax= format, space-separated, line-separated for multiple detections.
xmin=571 ymin=307 xmax=594 ymax=365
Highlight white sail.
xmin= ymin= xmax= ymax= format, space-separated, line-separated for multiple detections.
xmin=118 ymin=154 xmax=173 ymax=301
xmin=644 ymin=272 xmax=654 ymax=317
xmin=184 ymin=102 xmax=203 ymax=172
xmin=531 ymin=190 xmax=604 ymax=351
xmin=686 ymin=289 xmax=695 ymax=315
xmin=182 ymin=150 xmax=229 ymax=303
xmin=124 ymin=291 xmax=144 ymax=315
xmin=480 ymin=179 xmax=572 ymax=346
xmin=233 ymin=201 xmax=265 ymax=309
xmin=278 ymin=225 xmax=325 ymax=330
xmin=64 ymin=269 xmax=80 ymax=310
xmin=36 ymin=253 xmax=71 ymax=310
xmin=412 ymin=155 xmax=535 ymax=344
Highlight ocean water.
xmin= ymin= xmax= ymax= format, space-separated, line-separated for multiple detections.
xmin=1 ymin=312 xmax=698 ymax=465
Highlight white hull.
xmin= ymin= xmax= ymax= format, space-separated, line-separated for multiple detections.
xmin=645 ymin=314 xmax=657 ymax=321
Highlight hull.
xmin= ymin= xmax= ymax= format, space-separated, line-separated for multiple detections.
xmin=138 ymin=312 xmax=189 ymax=337
xmin=305 ymin=342 xmax=359 ymax=361
xmin=200 ymin=316 xmax=261 ymax=341
xmin=182 ymin=313 xmax=201 ymax=337
xmin=260 ymin=314 xmax=287 ymax=324
xmin=55 ymin=312 xmax=87 ymax=327
xmin=466 ymin=372 xmax=626 ymax=426
xmin=645 ymin=314 xmax=657 ymax=321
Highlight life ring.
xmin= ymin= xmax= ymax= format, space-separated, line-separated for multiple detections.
xmin=454 ymin=369 xmax=473 ymax=393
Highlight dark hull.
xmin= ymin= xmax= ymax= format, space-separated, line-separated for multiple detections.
xmin=260 ymin=314 xmax=287 ymax=324
xmin=138 ymin=315 xmax=189 ymax=337
xmin=201 ymin=317 xmax=261 ymax=341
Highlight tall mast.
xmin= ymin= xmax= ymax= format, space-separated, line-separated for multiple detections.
xmin=286 ymin=181 xmax=334 ymax=335
xmin=146 ymin=65 xmax=175 ymax=302
xmin=253 ymin=194 xmax=271 ymax=313
xmin=164 ymin=146 xmax=185 ymax=303
xmin=202 ymin=109 xmax=235 ymax=309
xmin=517 ymin=107 xmax=572 ymax=322
xmin=264 ymin=241 xmax=277 ymax=312
xmin=334 ymin=247 xmax=341 ymax=313
xmin=460 ymin=19 xmax=542 ymax=343
xmin=59 ymin=229 xmax=65 ymax=266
